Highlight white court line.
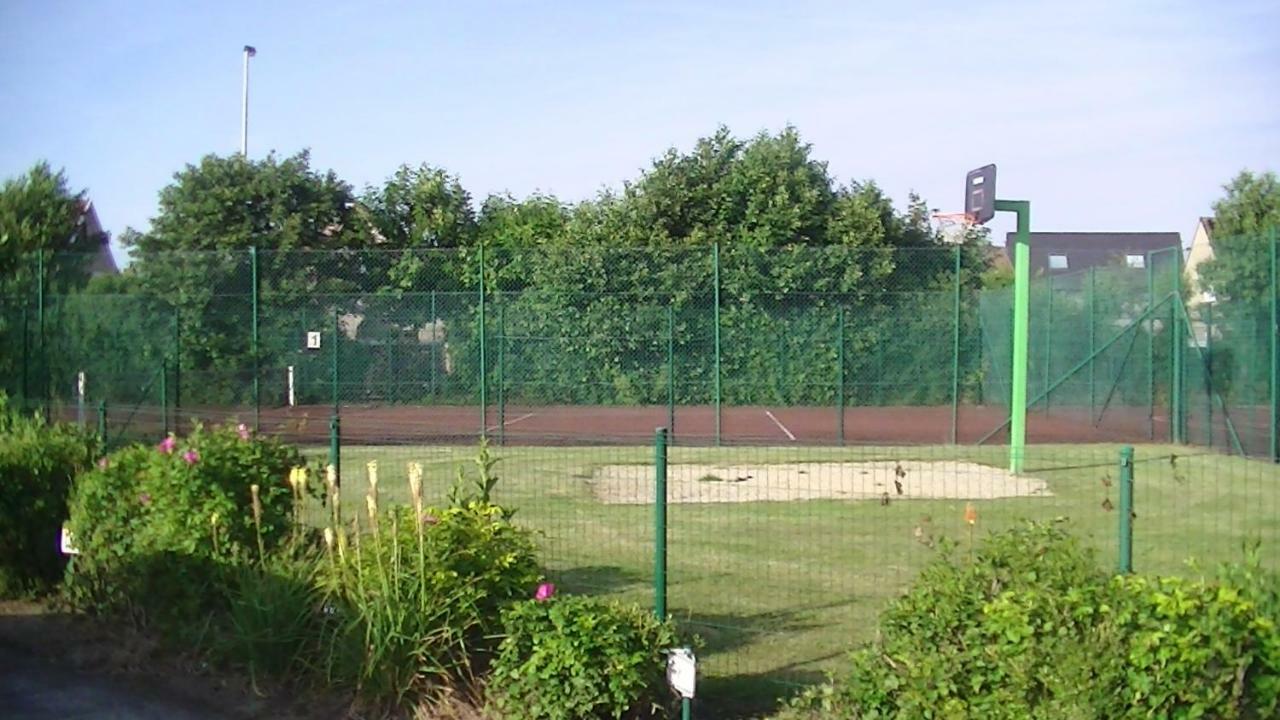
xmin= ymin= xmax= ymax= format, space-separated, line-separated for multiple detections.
xmin=486 ymin=412 xmax=536 ymax=433
xmin=764 ymin=410 xmax=797 ymax=441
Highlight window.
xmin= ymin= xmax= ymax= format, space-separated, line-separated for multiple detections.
xmin=1126 ymin=254 xmax=1145 ymax=269
xmin=1048 ymin=254 xmax=1068 ymax=270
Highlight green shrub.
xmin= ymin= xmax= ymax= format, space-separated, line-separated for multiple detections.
xmin=489 ymin=594 xmax=680 ymax=720
xmin=216 ymin=548 xmax=325 ymax=686
xmin=64 ymin=422 xmax=305 ymax=625
xmin=319 ymin=444 xmax=541 ymax=706
xmin=0 ymin=395 xmax=98 ymax=596
xmin=783 ymin=524 xmax=1280 ymax=720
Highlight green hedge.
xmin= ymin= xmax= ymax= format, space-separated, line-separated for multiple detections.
xmin=783 ymin=524 xmax=1280 ymax=719
xmin=0 ymin=394 xmax=98 ymax=596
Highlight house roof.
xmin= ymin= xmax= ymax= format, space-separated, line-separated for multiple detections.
xmin=1003 ymin=232 xmax=1181 ymax=275
xmin=78 ymin=201 xmax=118 ymax=276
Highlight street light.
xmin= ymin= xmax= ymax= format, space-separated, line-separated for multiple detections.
xmin=241 ymin=45 xmax=256 ymax=156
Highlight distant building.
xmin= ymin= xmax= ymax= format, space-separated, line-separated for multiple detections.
xmin=78 ymin=201 xmax=118 ymax=276
xmin=1183 ymin=217 xmax=1216 ymax=305
xmin=1003 ymin=232 xmax=1182 ymax=277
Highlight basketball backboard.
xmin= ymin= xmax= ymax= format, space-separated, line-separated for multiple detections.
xmin=965 ymin=164 xmax=996 ymax=225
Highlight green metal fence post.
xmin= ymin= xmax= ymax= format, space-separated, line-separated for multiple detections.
xmin=1205 ymin=302 xmax=1214 ymax=448
xmin=950 ymin=245 xmax=961 ymax=444
xmin=713 ymin=242 xmax=722 ymax=447
xmin=1271 ymin=228 xmax=1278 ymax=463
xmin=497 ymin=300 xmax=506 ymax=446
xmin=1044 ymin=274 xmax=1053 ymax=415
xmin=1088 ymin=267 xmax=1096 ymax=421
xmin=838 ymin=305 xmax=846 ymax=446
xmin=250 ymin=246 xmax=260 ymax=431
xmin=1118 ymin=445 xmax=1134 ymax=574
xmin=329 ymin=415 xmax=341 ymax=489
xmin=173 ymin=309 xmax=181 ymax=429
xmin=160 ymin=358 xmax=169 ymax=436
xmin=667 ymin=305 xmax=675 ymax=445
xmin=430 ymin=290 xmax=438 ymax=398
xmin=330 ymin=308 xmax=341 ymax=488
xmin=37 ymin=248 xmax=46 ymax=421
xmin=1171 ymin=254 xmax=1184 ymax=444
xmin=97 ymin=400 xmax=107 ymax=446
xmin=1147 ymin=253 xmax=1155 ymax=441
xmin=479 ymin=244 xmax=487 ymax=440
xmin=20 ymin=305 xmax=28 ymax=410
xmin=654 ymin=427 xmax=668 ymax=619
xmin=331 ymin=308 xmax=340 ymax=418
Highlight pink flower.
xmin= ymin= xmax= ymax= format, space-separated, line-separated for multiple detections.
xmin=420 ymin=511 xmax=439 ymax=526
xmin=157 ymin=436 xmax=176 ymax=454
xmin=182 ymin=449 xmax=200 ymax=465
xmin=138 ymin=492 xmax=151 ymax=506
xmin=534 ymin=583 xmax=556 ymax=602
xmin=97 ymin=457 xmax=109 ymax=469
xmin=237 ymin=423 xmax=250 ymax=441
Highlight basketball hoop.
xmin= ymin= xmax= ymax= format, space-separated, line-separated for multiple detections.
xmin=932 ymin=211 xmax=976 ymax=243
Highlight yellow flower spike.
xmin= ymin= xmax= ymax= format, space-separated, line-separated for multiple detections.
xmin=250 ymin=484 xmax=263 ymax=522
xmin=964 ymin=502 xmax=978 ymax=526
xmin=325 ymin=464 xmax=337 ymax=489
xmin=408 ymin=462 xmax=423 ymax=507
xmin=210 ymin=512 xmax=219 ymax=527
xmin=366 ymin=460 xmax=378 ymax=492
xmin=323 ymin=526 xmax=335 ymax=551
xmin=366 ymin=493 xmax=378 ymax=520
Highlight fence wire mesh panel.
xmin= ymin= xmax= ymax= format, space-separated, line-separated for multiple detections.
xmin=2 ymin=236 xmax=1278 ymax=713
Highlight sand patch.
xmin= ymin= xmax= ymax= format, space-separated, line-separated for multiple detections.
xmin=591 ymin=460 xmax=1051 ymax=505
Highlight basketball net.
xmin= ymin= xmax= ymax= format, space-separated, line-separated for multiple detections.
xmin=931 ymin=211 xmax=976 ymax=245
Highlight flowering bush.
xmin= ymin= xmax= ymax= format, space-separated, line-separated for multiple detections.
xmin=0 ymin=395 xmax=98 ymax=596
xmin=319 ymin=445 xmax=542 ymax=706
xmin=489 ymin=594 xmax=681 ymax=720
xmin=64 ymin=422 xmax=305 ymax=624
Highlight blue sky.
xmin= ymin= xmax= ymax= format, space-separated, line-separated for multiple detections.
xmin=2 ymin=0 xmax=1277 ymax=262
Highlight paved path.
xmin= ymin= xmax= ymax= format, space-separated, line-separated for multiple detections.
xmin=0 ymin=644 xmax=223 ymax=720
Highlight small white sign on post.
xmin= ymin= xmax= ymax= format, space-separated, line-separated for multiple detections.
xmin=306 ymin=331 xmax=321 ymax=350
xmin=287 ymin=365 xmax=296 ymax=407
xmin=59 ymin=525 xmax=80 ymax=556
xmin=667 ymin=647 xmax=696 ymax=699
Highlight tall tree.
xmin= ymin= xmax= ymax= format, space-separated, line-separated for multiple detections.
xmin=1200 ymin=170 xmax=1280 ymax=303
xmin=123 ymin=151 xmax=368 ymax=403
xmin=0 ymin=162 xmax=100 ymax=286
xmin=361 ymin=164 xmax=476 ymax=292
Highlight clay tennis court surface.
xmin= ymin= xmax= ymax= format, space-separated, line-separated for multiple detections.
xmin=93 ymin=402 xmax=1225 ymax=448
xmin=83 ymin=398 xmax=1271 ymax=452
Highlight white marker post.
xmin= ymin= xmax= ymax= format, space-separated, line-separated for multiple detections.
xmin=76 ymin=371 xmax=86 ymax=425
xmin=667 ymin=648 xmax=695 ymax=718
xmin=287 ymin=365 xmax=296 ymax=407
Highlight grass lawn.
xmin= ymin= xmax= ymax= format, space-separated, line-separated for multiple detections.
xmin=305 ymin=442 xmax=1280 ymax=716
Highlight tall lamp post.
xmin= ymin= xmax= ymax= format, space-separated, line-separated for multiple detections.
xmin=241 ymin=45 xmax=256 ymax=156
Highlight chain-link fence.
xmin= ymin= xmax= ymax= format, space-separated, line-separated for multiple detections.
xmin=2 ymin=237 xmax=1277 ymax=714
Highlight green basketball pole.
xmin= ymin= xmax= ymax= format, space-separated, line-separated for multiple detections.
xmin=995 ymin=199 xmax=1031 ymax=473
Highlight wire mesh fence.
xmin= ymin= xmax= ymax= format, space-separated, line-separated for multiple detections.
xmin=2 ymin=237 xmax=1278 ymax=712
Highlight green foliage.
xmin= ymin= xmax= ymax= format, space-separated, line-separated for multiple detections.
xmin=318 ymin=447 xmax=541 ymax=705
xmin=0 ymin=395 xmax=98 ymax=596
xmin=216 ymin=548 xmax=325 ymax=686
xmin=489 ymin=595 xmax=680 ymax=720
xmin=1200 ymin=170 xmax=1280 ymax=304
xmin=782 ymin=524 xmax=1280 ymax=720
xmin=0 ymin=161 xmax=99 ymax=278
xmin=64 ymin=423 xmax=304 ymax=623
